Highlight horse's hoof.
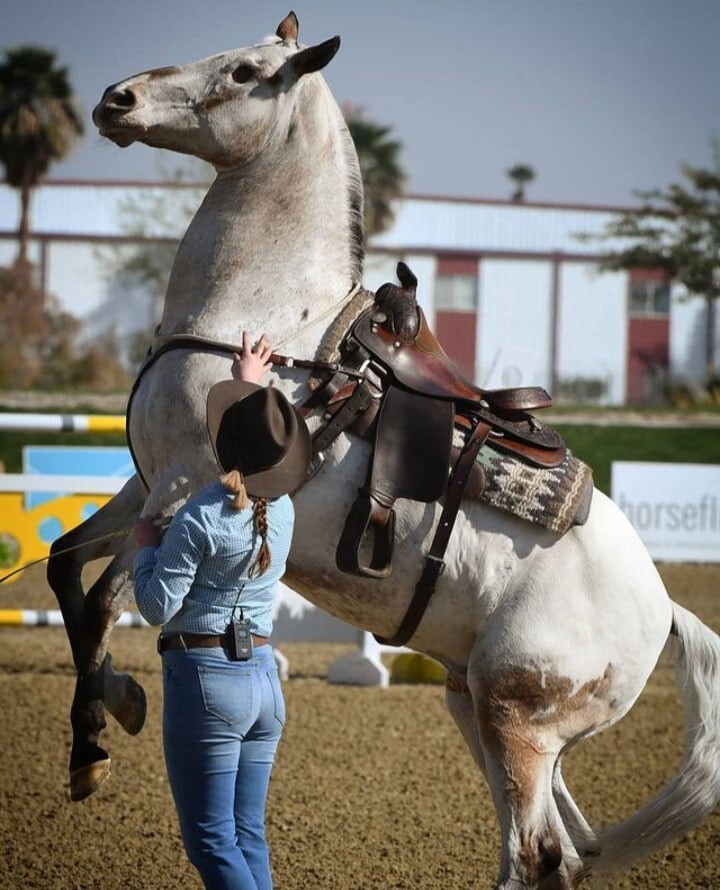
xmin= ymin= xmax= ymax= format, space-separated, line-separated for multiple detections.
xmin=69 ymin=758 xmax=111 ymax=802
xmin=104 ymin=665 xmax=147 ymax=736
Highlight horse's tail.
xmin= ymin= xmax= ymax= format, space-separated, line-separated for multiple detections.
xmin=592 ymin=601 xmax=720 ymax=881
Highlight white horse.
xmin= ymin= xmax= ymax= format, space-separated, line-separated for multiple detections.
xmin=48 ymin=13 xmax=720 ymax=888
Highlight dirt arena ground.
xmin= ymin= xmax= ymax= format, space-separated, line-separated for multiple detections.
xmin=0 ymin=563 xmax=719 ymax=889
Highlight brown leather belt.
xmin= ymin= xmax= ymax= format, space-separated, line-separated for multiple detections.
xmin=157 ymin=631 xmax=269 ymax=654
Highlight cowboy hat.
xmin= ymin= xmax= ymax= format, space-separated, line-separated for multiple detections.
xmin=206 ymin=380 xmax=311 ymax=498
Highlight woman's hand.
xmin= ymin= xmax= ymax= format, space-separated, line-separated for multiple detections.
xmin=231 ymin=331 xmax=273 ymax=384
xmin=135 ymin=517 xmax=164 ymax=548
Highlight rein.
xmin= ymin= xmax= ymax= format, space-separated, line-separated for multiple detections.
xmin=125 ymin=282 xmax=366 ymax=491
xmin=146 ymin=334 xmax=345 ymax=378
xmin=150 ymin=281 xmax=363 ymax=357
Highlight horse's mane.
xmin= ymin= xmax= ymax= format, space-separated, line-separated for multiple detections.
xmin=261 ymin=29 xmax=364 ymax=283
xmin=338 ymin=116 xmax=365 ymax=283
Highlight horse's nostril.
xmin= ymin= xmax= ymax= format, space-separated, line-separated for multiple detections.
xmin=93 ymin=86 xmax=139 ymax=129
xmin=106 ymin=88 xmax=137 ymax=111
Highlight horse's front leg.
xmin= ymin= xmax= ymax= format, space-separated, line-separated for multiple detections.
xmin=46 ymin=476 xmax=147 ymax=800
xmin=67 ymin=467 xmax=198 ymax=801
xmin=69 ymin=546 xmax=138 ymax=801
xmin=47 ymin=475 xmax=145 ymax=667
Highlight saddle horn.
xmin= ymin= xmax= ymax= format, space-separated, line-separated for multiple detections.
xmin=373 ymin=261 xmax=420 ymax=341
xmin=396 ymin=261 xmax=418 ymax=291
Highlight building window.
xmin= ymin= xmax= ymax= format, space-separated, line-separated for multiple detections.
xmin=434 ymin=274 xmax=478 ymax=311
xmin=433 ymin=254 xmax=479 ymax=382
xmin=433 ymin=255 xmax=479 ymax=312
xmin=628 ymin=269 xmax=670 ymax=316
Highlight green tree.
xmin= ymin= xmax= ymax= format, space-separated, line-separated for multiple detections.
xmin=593 ymin=143 xmax=720 ymax=376
xmin=0 ymin=263 xmax=129 ymax=391
xmin=111 ymin=160 xmax=210 ymax=294
xmin=343 ymin=103 xmax=406 ymax=237
xmin=506 ymin=164 xmax=536 ymax=202
xmin=0 ymin=46 xmax=84 ymax=265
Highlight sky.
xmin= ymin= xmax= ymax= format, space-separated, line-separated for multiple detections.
xmin=2 ymin=0 xmax=719 ymax=206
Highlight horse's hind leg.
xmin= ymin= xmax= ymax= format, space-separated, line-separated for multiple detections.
xmin=445 ymin=672 xmax=487 ymax=774
xmin=479 ymin=725 xmax=572 ymax=889
xmin=467 ymin=661 xmax=590 ymax=889
xmin=446 ymin=671 xmax=582 ymax=888
xmin=552 ymin=760 xmax=600 ymax=860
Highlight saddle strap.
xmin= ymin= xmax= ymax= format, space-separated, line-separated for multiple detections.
xmin=311 ymin=377 xmax=378 ymax=455
xmin=335 ymin=387 xmax=455 ymax=579
xmin=374 ymin=420 xmax=492 ymax=648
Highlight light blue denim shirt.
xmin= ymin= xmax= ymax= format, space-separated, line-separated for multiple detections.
xmin=133 ymin=481 xmax=294 ymax=637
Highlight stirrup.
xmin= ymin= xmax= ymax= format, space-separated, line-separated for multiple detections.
xmin=336 ymin=493 xmax=395 ymax=578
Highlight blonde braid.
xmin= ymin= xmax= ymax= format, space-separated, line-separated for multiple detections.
xmin=249 ymin=497 xmax=271 ymax=577
xmin=220 ymin=469 xmax=249 ymax=510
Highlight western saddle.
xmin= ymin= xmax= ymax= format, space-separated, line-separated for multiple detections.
xmin=308 ymin=262 xmax=566 ymax=646
xmin=132 ymin=263 xmax=567 ymax=646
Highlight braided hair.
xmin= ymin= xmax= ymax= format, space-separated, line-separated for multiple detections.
xmin=221 ymin=470 xmax=271 ymax=577
xmin=249 ymin=497 xmax=271 ymax=578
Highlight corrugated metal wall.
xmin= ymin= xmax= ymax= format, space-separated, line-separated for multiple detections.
xmin=1 ymin=183 xmax=714 ymax=402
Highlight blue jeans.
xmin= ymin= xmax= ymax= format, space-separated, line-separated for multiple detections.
xmin=161 ymin=643 xmax=285 ymax=890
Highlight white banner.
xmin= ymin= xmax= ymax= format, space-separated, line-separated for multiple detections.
xmin=611 ymin=462 xmax=720 ymax=563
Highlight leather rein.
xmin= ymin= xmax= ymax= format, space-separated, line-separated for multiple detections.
xmin=124 ymin=278 xmax=371 ymax=491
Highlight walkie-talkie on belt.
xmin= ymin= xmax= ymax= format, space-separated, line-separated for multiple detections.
xmin=227 ymin=585 xmax=253 ymax=661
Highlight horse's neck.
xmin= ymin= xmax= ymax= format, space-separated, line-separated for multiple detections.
xmin=160 ymin=108 xmax=359 ymax=348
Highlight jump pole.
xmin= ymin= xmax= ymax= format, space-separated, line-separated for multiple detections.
xmin=0 ymin=609 xmax=148 ymax=627
xmin=0 ymin=414 xmax=125 ymax=433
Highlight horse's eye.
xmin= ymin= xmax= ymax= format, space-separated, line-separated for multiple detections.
xmin=232 ymin=64 xmax=255 ymax=84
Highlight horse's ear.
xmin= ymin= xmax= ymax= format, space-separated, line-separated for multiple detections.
xmin=291 ymin=36 xmax=340 ymax=78
xmin=276 ymin=11 xmax=299 ymax=42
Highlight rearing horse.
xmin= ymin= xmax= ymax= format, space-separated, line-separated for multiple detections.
xmin=48 ymin=13 xmax=720 ymax=888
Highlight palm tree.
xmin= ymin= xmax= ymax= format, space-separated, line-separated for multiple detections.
xmin=0 ymin=46 xmax=84 ymax=266
xmin=506 ymin=163 xmax=536 ymax=202
xmin=343 ymin=103 xmax=406 ymax=238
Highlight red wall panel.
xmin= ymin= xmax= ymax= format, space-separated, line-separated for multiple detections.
xmin=436 ymin=255 xmax=479 ymax=276
xmin=435 ymin=310 xmax=476 ymax=381
xmin=626 ymin=316 xmax=669 ymax=404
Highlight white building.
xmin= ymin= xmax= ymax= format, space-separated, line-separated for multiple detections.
xmin=1 ymin=180 xmax=716 ymax=405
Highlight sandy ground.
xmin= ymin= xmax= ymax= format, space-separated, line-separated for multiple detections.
xmin=0 ymin=562 xmax=719 ymax=889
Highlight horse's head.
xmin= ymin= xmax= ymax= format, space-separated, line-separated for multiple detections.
xmin=92 ymin=12 xmax=340 ymax=169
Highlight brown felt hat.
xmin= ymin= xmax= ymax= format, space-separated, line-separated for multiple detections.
xmin=206 ymin=381 xmax=311 ymax=498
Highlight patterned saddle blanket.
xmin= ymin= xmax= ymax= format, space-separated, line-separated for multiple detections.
xmin=467 ymin=443 xmax=594 ymax=534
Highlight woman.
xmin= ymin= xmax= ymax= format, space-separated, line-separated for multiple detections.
xmin=134 ymin=332 xmax=311 ymax=890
